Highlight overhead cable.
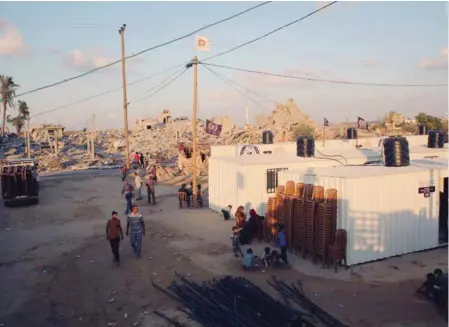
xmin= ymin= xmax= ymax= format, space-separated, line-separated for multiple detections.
xmin=31 ymin=63 xmax=184 ymax=118
xmin=201 ymin=62 xmax=449 ymax=87
xmin=202 ymin=1 xmax=337 ymax=62
xmin=129 ymin=68 xmax=189 ymax=105
xmin=202 ymin=64 xmax=273 ymax=111
xmin=13 ymin=1 xmax=272 ymax=99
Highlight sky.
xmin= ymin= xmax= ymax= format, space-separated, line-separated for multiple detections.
xmin=0 ymin=1 xmax=448 ymax=130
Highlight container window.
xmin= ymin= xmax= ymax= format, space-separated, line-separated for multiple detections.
xmin=266 ymin=168 xmax=288 ymax=193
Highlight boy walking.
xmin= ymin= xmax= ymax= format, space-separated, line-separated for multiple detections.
xmin=106 ymin=211 xmax=124 ymax=266
xmin=121 ymin=180 xmax=134 ymax=214
xmin=231 ymin=226 xmax=244 ymax=257
xmin=126 ymin=204 xmax=145 ymax=258
xmin=277 ymin=224 xmax=289 ymax=264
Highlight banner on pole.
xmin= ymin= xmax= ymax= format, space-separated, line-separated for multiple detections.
xmin=195 ymin=36 xmax=210 ymax=52
xmin=357 ymin=116 xmax=369 ymax=129
xmin=205 ymin=119 xmax=222 ymax=136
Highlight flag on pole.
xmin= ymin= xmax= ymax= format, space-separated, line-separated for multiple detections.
xmin=205 ymin=119 xmax=222 ymax=136
xmin=324 ymin=118 xmax=330 ymax=127
xmin=357 ymin=117 xmax=369 ymax=129
xmin=195 ymin=36 xmax=210 ymax=52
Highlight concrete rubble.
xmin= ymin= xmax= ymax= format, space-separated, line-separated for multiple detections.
xmin=0 ymin=99 xmax=316 ymax=178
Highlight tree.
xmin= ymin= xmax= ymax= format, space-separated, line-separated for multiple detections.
xmin=7 ymin=100 xmax=30 ymax=134
xmin=293 ymin=124 xmax=315 ymax=137
xmin=415 ymin=113 xmax=443 ymax=130
xmin=0 ymin=75 xmax=19 ymax=136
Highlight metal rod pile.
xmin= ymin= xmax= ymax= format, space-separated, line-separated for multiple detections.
xmin=152 ymin=272 xmax=349 ymax=327
xmin=268 ymin=277 xmax=349 ymax=327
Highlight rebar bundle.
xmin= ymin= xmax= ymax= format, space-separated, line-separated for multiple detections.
xmin=152 ymin=273 xmax=350 ymax=327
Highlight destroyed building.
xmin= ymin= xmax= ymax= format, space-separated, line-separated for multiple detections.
xmin=0 ymin=100 xmax=319 ymax=177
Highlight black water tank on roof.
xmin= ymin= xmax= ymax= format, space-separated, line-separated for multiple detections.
xmin=418 ymin=124 xmax=427 ymax=136
xmin=296 ymin=136 xmax=315 ymax=158
xmin=347 ymin=128 xmax=358 ymax=140
xmin=427 ymin=130 xmax=445 ymax=148
xmin=383 ymin=136 xmax=410 ymax=167
xmin=262 ymin=130 xmax=274 ymax=144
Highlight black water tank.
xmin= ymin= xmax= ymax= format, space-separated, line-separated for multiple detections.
xmin=427 ymin=130 xmax=445 ymax=148
xmin=347 ymin=128 xmax=358 ymax=140
xmin=262 ymin=130 xmax=274 ymax=144
xmin=383 ymin=136 xmax=410 ymax=167
xmin=418 ymin=124 xmax=427 ymax=135
xmin=296 ymin=136 xmax=315 ymax=157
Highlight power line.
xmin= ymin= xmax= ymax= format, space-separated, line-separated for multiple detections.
xmin=134 ymin=67 xmax=186 ymax=99
xmin=202 ymin=64 xmax=273 ymax=111
xmin=208 ymin=68 xmax=281 ymax=105
xmin=201 ymin=62 xmax=449 ymax=87
xmin=13 ymin=2 xmax=272 ymax=99
xmin=202 ymin=1 xmax=337 ymax=62
xmin=31 ymin=63 xmax=184 ymax=118
xmin=129 ymin=68 xmax=189 ymax=105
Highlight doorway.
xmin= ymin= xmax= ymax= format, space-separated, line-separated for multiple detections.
xmin=439 ymin=177 xmax=448 ymax=244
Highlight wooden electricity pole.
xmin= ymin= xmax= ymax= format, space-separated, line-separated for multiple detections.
xmin=191 ymin=56 xmax=199 ymax=207
xmin=26 ymin=119 xmax=31 ymax=158
xmin=91 ymin=114 xmax=96 ymax=159
xmin=119 ymin=24 xmax=130 ymax=169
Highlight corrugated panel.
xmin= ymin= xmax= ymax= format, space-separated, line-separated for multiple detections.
xmin=208 ymin=157 xmax=241 ymax=213
xmin=279 ymin=166 xmax=445 ymax=266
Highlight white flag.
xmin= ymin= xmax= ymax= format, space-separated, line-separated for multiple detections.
xmin=195 ymin=36 xmax=210 ymax=52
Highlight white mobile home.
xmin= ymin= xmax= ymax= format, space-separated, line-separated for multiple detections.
xmin=277 ymin=158 xmax=448 ymax=266
xmin=208 ymin=140 xmax=447 ymax=215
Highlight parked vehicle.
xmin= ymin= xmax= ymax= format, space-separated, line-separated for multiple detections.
xmin=1 ymin=158 xmax=39 ymax=206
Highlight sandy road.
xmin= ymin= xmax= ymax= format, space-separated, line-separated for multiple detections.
xmin=0 ymin=173 xmax=447 ymax=327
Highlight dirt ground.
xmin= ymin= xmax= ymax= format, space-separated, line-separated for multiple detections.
xmin=0 ymin=173 xmax=447 ymax=327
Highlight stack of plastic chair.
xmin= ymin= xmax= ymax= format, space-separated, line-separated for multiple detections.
xmin=297 ymin=184 xmax=313 ymax=256
xmin=328 ymin=229 xmax=348 ymax=272
xmin=316 ymin=188 xmax=338 ymax=267
xmin=304 ymin=185 xmax=325 ymax=260
xmin=266 ymin=197 xmax=277 ymax=242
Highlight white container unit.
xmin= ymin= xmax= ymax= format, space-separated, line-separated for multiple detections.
xmin=278 ymin=158 xmax=448 ymax=266
xmin=208 ymin=150 xmax=387 ymax=215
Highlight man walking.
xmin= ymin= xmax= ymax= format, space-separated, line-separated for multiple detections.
xmin=126 ymin=204 xmax=145 ymax=258
xmin=106 ymin=211 xmax=124 ymax=266
xmin=134 ymin=173 xmax=143 ymax=201
xmin=121 ymin=180 xmax=134 ymax=214
xmin=146 ymin=174 xmax=156 ymax=205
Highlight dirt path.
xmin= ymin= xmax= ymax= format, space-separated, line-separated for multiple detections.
xmin=0 ymin=174 xmax=446 ymax=327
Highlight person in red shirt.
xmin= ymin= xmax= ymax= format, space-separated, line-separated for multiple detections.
xmin=106 ymin=211 xmax=124 ymax=266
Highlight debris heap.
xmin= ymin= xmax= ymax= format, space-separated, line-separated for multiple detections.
xmin=0 ymin=99 xmax=318 ymax=176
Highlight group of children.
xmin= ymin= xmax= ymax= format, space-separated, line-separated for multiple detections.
xmin=178 ymin=182 xmax=203 ymax=208
xmin=231 ymin=223 xmax=289 ymax=271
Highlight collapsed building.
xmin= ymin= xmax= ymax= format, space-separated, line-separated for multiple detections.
xmin=0 ymin=99 xmax=356 ymax=178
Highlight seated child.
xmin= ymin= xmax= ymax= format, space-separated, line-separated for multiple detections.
xmin=262 ymin=246 xmax=280 ymax=268
xmin=221 ymin=205 xmax=232 ymax=221
xmin=242 ymin=248 xmax=258 ymax=270
xmin=231 ymin=226 xmax=244 ymax=258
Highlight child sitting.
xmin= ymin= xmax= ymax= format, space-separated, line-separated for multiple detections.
xmin=262 ymin=246 xmax=280 ymax=268
xmin=231 ymin=226 xmax=244 ymax=257
xmin=221 ymin=205 xmax=232 ymax=221
xmin=242 ymin=248 xmax=258 ymax=270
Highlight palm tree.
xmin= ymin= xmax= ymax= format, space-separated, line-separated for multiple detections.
xmin=0 ymin=75 xmax=19 ymax=136
xmin=7 ymin=100 xmax=30 ymax=134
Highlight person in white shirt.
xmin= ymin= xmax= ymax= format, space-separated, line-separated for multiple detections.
xmin=134 ymin=174 xmax=143 ymax=201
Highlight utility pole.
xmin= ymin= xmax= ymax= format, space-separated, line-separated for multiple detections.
xmin=191 ymin=56 xmax=199 ymax=207
xmin=91 ymin=114 xmax=96 ymax=159
xmin=119 ymin=24 xmax=130 ymax=169
xmin=26 ymin=119 xmax=31 ymax=158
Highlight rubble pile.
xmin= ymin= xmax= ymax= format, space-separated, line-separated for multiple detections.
xmin=0 ymin=99 xmax=317 ymax=176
